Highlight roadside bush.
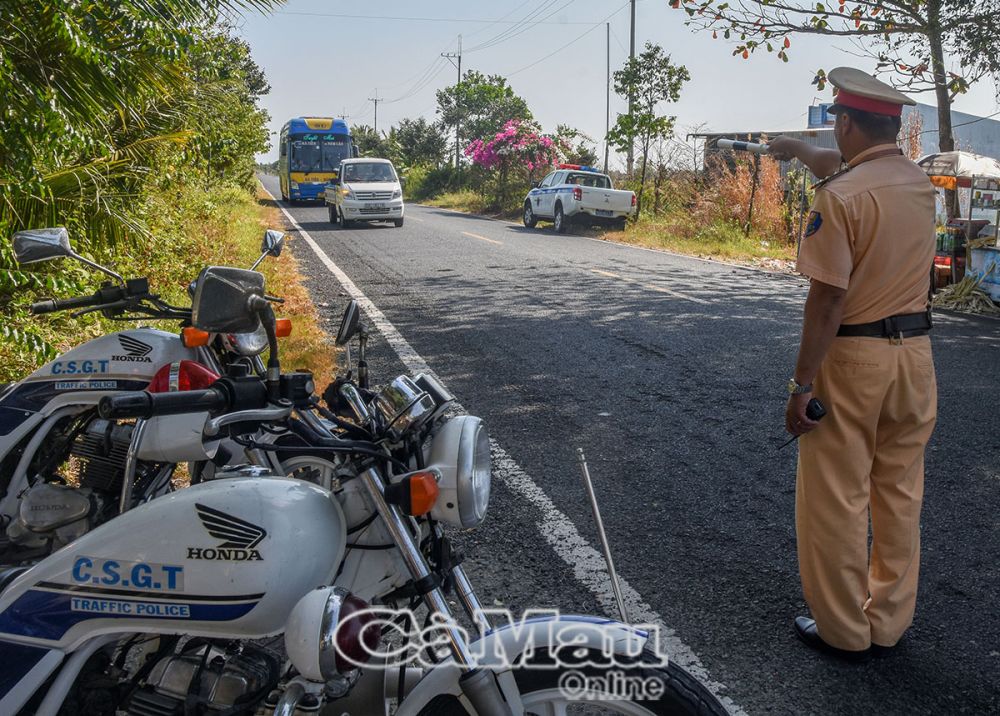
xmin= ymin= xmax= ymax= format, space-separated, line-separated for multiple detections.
xmin=411 ymin=165 xmax=463 ymax=201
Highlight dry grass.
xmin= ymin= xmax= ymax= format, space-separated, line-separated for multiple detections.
xmin=253 ymin=188 xmax=336 ymax=387
xmin=607 ymin=214 xmax=797 ymax=270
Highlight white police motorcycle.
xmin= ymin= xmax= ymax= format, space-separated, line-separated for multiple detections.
xmin=0 ymin=228 xmax=285 ymax=567
xmin=0 ymin=267 xmax=727 ymax=715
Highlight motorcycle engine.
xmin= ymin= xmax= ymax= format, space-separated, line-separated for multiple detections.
xmin=4 ymin=418 xmax=142 ymax=554
xmin=5 ymin=483 xmax=96 ymax=550
xmin=71 ymin=417 xmax=135 ymax=494
xmin=126 ymin=645 xmax=279 ymax=716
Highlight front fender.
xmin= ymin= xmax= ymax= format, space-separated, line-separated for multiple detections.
xmin=395 ymin=614 xmax=652 ymax=716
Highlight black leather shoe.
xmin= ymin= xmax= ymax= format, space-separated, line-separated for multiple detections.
xmin=794 ymin=617 xmax=871 ymax=663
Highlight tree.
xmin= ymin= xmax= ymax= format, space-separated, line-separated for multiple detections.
xmin=669 ymin=0 xmax=1000 ymax=216
xmin=350 ymin=125 xmax=392 ymax=160
xmin=393 ymin=117 xmax=450 ymax=169
xmin=607 ymin=43 xmax=690 ymax=215
xmin=553 ymin=125 xmax=600 ymax=167
xmin=0 ymin=0 xmax=277 ymax=359
xmin=464 ymin=119 xmax=560 ymax=209
xmin=436 ymin=71 xmax=532 ymax=163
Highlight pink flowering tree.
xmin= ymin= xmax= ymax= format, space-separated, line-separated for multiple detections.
xmin=464 ymin=120 xmax=563 ymax=210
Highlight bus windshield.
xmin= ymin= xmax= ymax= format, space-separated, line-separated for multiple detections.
xmin=290 ymin=134 xmax=351 ymax=172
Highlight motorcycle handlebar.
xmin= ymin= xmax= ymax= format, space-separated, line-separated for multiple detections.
xmin=30 ymin=294 xmax=104 ymax=315
xmin=99 ymin=388 xmax=227 ymax=420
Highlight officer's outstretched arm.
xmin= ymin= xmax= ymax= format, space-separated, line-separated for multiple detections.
xmin=768 ymin=137 xmax=843 ymax=179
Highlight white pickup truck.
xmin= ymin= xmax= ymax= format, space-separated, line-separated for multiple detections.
xmin=522 ymin=164 xmax=635 ymax=233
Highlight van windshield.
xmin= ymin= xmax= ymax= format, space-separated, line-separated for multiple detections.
xmin=342 ymin=162 xmax=397 ymax=183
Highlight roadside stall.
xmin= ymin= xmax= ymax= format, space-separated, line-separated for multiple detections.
xmin=917 ymin=151 xmax=1000 ymax=289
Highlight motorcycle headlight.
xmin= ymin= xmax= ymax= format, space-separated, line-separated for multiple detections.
xmin=221 ymin=322 xmax=268 ymax=356
xmin=284 ymin=587 xmax=381 ymax=681
xmin=428 ymin=415 xmax=491 ymax=528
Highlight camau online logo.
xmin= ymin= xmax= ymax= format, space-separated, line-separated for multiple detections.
xmin=188 ymin=503 xmax=266 ymax=561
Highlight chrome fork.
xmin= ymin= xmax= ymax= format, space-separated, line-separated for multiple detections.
xmin=358 ymin=467 xmax=514 ymax=716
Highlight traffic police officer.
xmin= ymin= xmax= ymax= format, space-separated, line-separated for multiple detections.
xmin=769 ymin=68 xmax=938 ymax=660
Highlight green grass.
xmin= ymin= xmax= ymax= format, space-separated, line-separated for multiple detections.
xmin=423 ymin=190 xmax=521 ymax=220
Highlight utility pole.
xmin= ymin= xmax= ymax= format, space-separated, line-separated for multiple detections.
xmin=442 ymin=35 xmax=463 ymax=169
xmin=604 ymin=23 xmax=610 ymax=173
xmin=368 ymin=90 xmax=381 ymax=134
xmin=626 ymin=0 xmax=636 ymax=177
xmin=341 ymin=107 xmax=350 ymax=122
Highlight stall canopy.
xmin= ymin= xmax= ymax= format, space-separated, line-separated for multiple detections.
xmin=917 ymin=151 xmax=1000 ymax=189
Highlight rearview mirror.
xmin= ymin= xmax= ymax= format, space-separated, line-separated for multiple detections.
xmin=261 ymin=229 xmax=285 ymax=257
xmin=530 ymin=181 xmax=540 ymax=189
xmin=12 ymin=227 xmax=73 ymax=264
xmin=336 ymin=300 xmax=360 ymax=346
xmin=192 ymin=266 xmax=266 ymax=334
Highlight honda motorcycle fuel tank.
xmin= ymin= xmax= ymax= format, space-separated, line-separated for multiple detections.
xmin=0 ymin=477 xmax=347 ymax=650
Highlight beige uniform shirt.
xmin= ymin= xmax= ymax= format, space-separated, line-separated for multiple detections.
xmin=796 ymin=143 xmax=936 ymax=324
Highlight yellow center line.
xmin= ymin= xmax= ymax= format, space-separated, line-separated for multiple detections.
xmin=589 ymin=269 xmax=708 ymax=305
xmin=462 ymin=231 xmax=502 ymax=245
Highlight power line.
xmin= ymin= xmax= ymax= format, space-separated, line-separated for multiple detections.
xmin=462 ymin=0 xmax=534 ymax=38
xmin=273 ymin=9 xmax=599 ymax=25
xmin=464 ymin=0 xmax=569 ymax=53
xmin=505 ymin=1 xmax=630 ymax=78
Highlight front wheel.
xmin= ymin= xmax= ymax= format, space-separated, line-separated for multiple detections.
xmin=339 ymin=208 xmax=354 ymax=229
xmin=328 ymin=204 xmax=337 ymax=224
xmin=394 ymin=218 xmax=404 ymax=227
xmin=418 ymin=647 xmax=728 ymax=716
xmin=553 ymin=204 xmax=567 ymax=234
xmin=523 ymin=202 xmax=538 ymax=228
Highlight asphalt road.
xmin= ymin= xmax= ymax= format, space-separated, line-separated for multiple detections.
xmin=260 ymin=176 xmax=999 ymax=715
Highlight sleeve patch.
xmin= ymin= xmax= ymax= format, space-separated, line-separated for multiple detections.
xmin=804 ymin=211 xmax=823 ymax=237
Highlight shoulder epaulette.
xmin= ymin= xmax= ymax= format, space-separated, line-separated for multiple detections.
xmin=812 ymin=163 xmax=850 ymax=191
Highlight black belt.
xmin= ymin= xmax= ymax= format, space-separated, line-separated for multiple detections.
xmin=837 ymin=311 xmax=932 ymax=339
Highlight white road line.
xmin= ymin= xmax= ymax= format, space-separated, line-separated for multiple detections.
xmin=462 ymin=231 xmax=503 ymax=245
xmin=264 ymin=185 xmax=745 ymax=715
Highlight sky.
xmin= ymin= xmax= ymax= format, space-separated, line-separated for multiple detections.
xmin=238 ymin=0 xmax=1000 ymax=167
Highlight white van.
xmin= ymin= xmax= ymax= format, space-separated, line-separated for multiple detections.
xmin=325 ymin=158 xmax=404 ymax=228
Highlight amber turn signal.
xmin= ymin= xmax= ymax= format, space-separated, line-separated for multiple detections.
xmin=276 ymin=318 xmax=293 ymax=338
xmin=181 ymin=326 xmax=211 ymax=347
xmin=385 ymin=471 xmax=439 ymax=516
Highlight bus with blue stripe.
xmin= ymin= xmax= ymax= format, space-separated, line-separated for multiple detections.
xmin=277 ymin=117 xmax=357 ymax=202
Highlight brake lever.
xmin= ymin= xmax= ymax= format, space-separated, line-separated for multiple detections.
xmin=203 ymin=402 xmax=293 ymax=437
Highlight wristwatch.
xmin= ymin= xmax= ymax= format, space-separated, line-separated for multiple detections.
xmin=787 ymin=378 xmax=813 ymax=395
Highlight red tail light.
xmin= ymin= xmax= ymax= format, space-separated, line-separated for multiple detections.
xmin=934 ymin=256 xmax=952 ymax=267
xmin=148 ymin=360 xmax=220 ymax=393
xmin=573 ymin=187 xmax=582 ymax=201
xmin=631 ymin=193 xmax=637 ymax=207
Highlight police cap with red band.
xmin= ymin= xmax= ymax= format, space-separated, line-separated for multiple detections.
xmin=825 ymin=67 xmax=915 ymax=118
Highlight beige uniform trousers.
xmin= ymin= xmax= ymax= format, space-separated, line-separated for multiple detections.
xmin=796 ymin=334 xmax=937 ymax=652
